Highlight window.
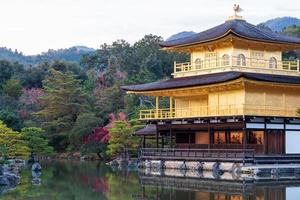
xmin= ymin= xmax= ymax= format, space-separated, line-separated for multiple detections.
xmin=222 ymin=54 xmax=230 ymax=66
xmin=214 ymin=131 xmax=226 ymax=144
xmin=230 ymin=131 xmax=243 ymax=144
xmin=195 ymin=132 xmax=209 ymax=144
xmin=195 ymin=58 xmax=202 ymax=69
xmin=247 ymin=131 xmax=264 ymax=144
xmin=237 ymin=54 xmax=246 ymax=66
xmin=269 ymin=57 xmax=277 ymax=69
xmin=251 ymin=50 xmax=264 ymax=59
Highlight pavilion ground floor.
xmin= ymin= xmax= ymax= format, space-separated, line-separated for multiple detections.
xmin=141 ymin=116 xmax=300 ymax=156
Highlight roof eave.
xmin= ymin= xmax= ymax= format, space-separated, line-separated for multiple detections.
xmin=160 ymin=30 xmax=300 ymax=50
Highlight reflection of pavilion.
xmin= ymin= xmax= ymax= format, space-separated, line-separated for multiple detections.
xmin=134 ymin=171 xmax=300 ymax=200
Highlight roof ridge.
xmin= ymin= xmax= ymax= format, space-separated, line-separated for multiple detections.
xmin=160 ymin=19 xmax=300 ymax=48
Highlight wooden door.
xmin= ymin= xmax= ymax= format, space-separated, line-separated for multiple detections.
xmin=266 ymin=130 xmax=285 ymax=155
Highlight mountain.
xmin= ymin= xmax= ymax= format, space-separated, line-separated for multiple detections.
xmin=0 ymin=46 xmax=95 ymax=67
xmin=258 ymin=17 xmax=300 ymax=32
xmin=166 ymin=17 xmax=300 ymax=42
xmin=166 ymin=31 xmax=196 ymax=41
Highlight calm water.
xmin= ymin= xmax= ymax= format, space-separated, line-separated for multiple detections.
xmin=1 ymin=161 xmax=300 ymax=200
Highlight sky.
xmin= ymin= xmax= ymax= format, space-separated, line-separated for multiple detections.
xmin=0 ymin=0 xmax=299 ymax=55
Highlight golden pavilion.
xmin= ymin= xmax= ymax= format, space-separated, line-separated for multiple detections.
xmin=122 ymin=9 xmax=300 ymax=159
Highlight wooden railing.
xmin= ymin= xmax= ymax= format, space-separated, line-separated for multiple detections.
xmin=173 ymin=57 xmax=300 ymax=77
xmin=139 ymin=104 xmax=296 ymax=120
xmin=140 ymin=148 xmax=255 ymax=163
xmin=176 ymin=144 xmax=264 ymax=155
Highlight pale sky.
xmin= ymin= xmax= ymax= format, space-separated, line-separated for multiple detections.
xmin=0 ymin=0 xmax=299 ymax=55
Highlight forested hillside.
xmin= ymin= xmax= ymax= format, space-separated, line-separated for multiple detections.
xmin=0 ymin=46 xmax=95 ymax=67
xmin=258 ymin=17 xmax=300 ymax=32
xmin=0 ymin=34 xmax=188 ymax=154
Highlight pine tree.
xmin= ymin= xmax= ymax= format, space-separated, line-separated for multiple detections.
xmin=108 ymin=119 xmax=143 ymax=159
xmin=36 ymin=69 xmax=89 ymax=151
xmin=0 ymin=121 xmax=30 ymax=159
xmin=21 ymin=127 xmax=55 ymax=156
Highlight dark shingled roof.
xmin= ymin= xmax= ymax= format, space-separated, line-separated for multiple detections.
xmin=160 ymin=19 xmax=300 ymax=48
xmin=122 ymin=71 xmax=300 ymax=92
xmin=134 ymin=124 xmax=157 ymax=136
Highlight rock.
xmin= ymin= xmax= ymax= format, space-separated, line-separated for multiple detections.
xmin=110 ymin=160 xmax=119 ymax=168
xmin=212 ymin=162 xmax=224 ymax=178
xmin=32 ymin=163 xmax=42 ymax=172
xmin=0 ymin=165 xmax=3 ymax=175
xmin=0 ymin=173 xmax=20 ymax=187
xmin=32 ymin=178 xmax=42 ymax=186
xmin=179 ymin=162 xmax=187 ymax=171
xmin=15 ymin=159 xmax=26 ymax=167
xmin=32 ymin=170 xmax=42 ymax=178
xmin=120 ymin=159 xmax=129 ymax=168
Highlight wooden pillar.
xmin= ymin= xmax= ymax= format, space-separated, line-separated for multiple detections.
xmin=156 ymin=129 xmax=159 ymax=149
xmin=208 ymin=122 xmax=211 ymax=149
xmin=161 ymin=134 xmax=164 ymax=148
xmin=155 ymin=96 xmax=159 ymax=118
xmin=143 ymin=135 xmax=146 ymax=148
xmin=283 ymin=119 xmax=286 ymax=154
xmin=169 ymin=124 xmax=173 ymax=148
xmin=169 ymin=97 xmax=173 ymax=117
xmin=243 ymin=118 xmax=247 ymax=151
xmin=264 ymin=118 xmax=267 ymax=154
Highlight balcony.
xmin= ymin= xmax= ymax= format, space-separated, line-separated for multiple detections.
xmin=173 ymin=56 xmax=300 ymax=78
xmin=139 ymin=104 xmax=296 ymax=120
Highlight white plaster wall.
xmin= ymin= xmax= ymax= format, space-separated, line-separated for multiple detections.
xmin=286 ymin=187 xmax=300 ymax=200
xmin=286 ymin=131 xmax=300 ymax=154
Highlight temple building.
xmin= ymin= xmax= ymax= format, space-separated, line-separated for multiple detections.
xmin=122 ymin=10 xmax=300 ymax=158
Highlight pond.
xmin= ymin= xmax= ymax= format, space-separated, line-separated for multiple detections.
xmin=1 ymin=161 xmax=300 ymax=200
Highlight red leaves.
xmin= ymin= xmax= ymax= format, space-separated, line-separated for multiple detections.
xmin=79 ymin=175 xmax=109 ymax=193
xmin=20 ymin=88 xmax=45 ymax=106
xmin=105 ymin=112 xmax=126 ymax=129
xmin=82 ymin=127 xmax=110 ymax=144
xmin=81 ymin=112 xmax=126 ymax=144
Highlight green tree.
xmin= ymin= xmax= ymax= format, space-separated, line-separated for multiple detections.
xmin=2 ymin=78 xmax=22 ymax=99
xmin=21 ymin=127 xmax=55 ymax=156
xmin=0 ymin=120 xmax=30 ymax=158
xmin=282 ymin=25 xmax=300 ymax=38
xmin=108 ymin=119 xmax=143 ymax=159
xmin=0 ymin=60 xmax=24 ymax=86
xmin=0 ymin=109 xmax=23 ymax=131
xmin=36 ymin=69 xmax=89 ymax=151
xmin=69 ymin=113 xmax=102 ymax=150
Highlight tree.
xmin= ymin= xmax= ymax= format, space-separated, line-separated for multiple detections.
xmin=36 ymin=69 xmax=89 ymax=151
xmin=0 ymin=121 xmax=30 ymax=158
xmin=69 ymin=113 xmax=103 ymax=150
xmin=21 ymin=127 xmax=55 ymax=156
xmin=94 ymin=83 xmax=125 ymax=122
xmin=19 ymin=88 xmax=45 ymax=127
xmin=21 ymin=62 xmax=50 ymax=88
xmin=0 ymin=109 xmax=23 ymax=131
xmin=282 ymin=25 xmax=300 ymax=38
xmin=2 ymin=78 xmax=22 ymax=99
xmin=81 ymin=127 xmax=110 ymax=159
xmin=108 ymin=119 xmax=143 ymax=159
xmin=0 ymin=60 xmax=24 ymax=86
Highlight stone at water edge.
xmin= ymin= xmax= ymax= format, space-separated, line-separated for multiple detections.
xmin=0 ymin=165 xmax=3 ymax=175
xmin=0 ymin=173 xmax=20 ymax=187
xmin=32 ymin=163 xmax=42 ymax=172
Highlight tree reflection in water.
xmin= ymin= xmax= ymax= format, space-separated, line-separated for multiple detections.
xmin=0 ymin=161 xmax=298 ymax=200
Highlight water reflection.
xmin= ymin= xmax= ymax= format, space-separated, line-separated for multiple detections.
xmin=0 ymin=161 xmax=299 ymax=200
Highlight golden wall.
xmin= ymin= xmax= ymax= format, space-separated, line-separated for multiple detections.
xmin=171 ymin=82 xmax=300 ymax=118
